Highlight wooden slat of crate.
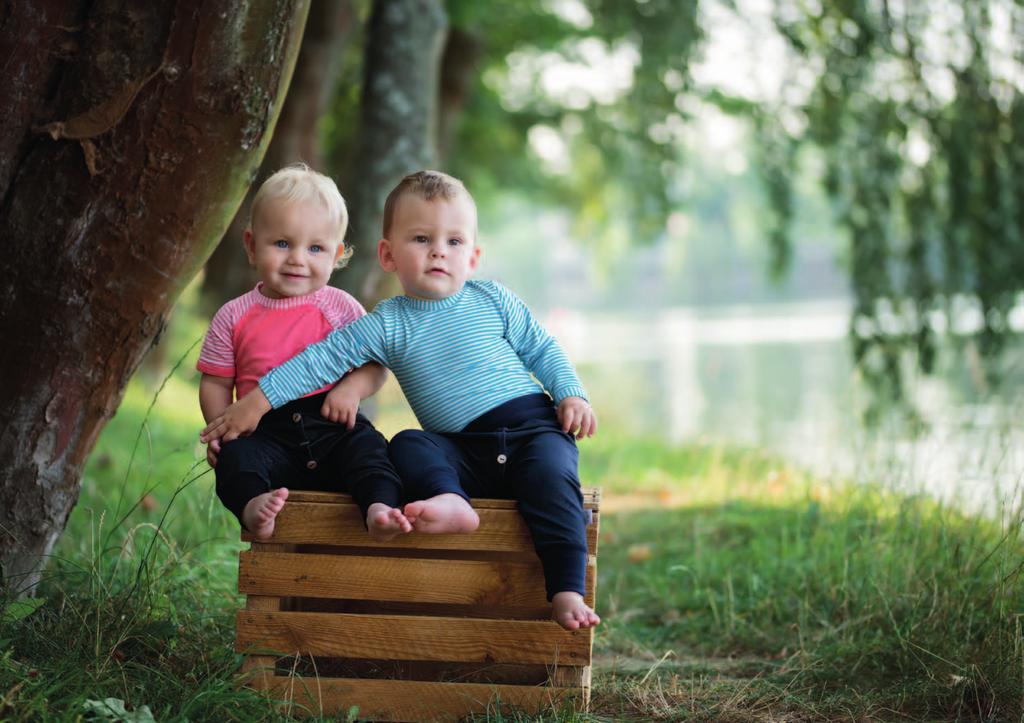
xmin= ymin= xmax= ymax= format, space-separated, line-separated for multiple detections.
xmin=284 ymin=488 xmax=601 ymax=509
xmin=550 ymin=663 xmax=591 ymax=689
xmin=280 ymin=659 xmax=567 ymax=685
xmin=267 ymin=675 xmax=580 ymax=722
xmin=239 ymin=543 xmax=288 ymax=690
xmin=239 ymin=551 xmax=548 ymax=605
xmin=240 ymin=551 xmax=598 ymax=608
xmin=236 ymin=611 xmax=590 ymax=666
xmin=237 ymin=491 xmax=600 ymax=719
xmin=243 ymin=502 xmax=599 ymax=555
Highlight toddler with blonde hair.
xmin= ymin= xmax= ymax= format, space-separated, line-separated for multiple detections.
xmin=197 ymin=163 xmax=410 ymax=540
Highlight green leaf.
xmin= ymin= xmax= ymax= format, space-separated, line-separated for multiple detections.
xmin=82 ymin=698 xmax=156 ymax=723
xmin=1 ymin=597 xmax=44 ymax=623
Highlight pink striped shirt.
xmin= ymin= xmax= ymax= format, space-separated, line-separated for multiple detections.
xmin=197 ymin=283 xmax=365 ymax=399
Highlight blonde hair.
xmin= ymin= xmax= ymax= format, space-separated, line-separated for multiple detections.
xmin=250 ymin=162 xmax=353 ymax=268
xmin=382 ymin=170 xmax=475 ymax=239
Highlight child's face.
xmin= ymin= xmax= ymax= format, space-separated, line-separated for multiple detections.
xmin=244 ymin=198 xmax=342 ymax=299
xmin=378 ymin=192 xmax=481 ymax=300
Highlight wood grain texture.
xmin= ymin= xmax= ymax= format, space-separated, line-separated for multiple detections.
xmin=282 ymin=487 xmax=600 ymax=508
xmin=548 ymin=664 xmax=591 ymax=688
xmin=267 ymin=675 xmax=581 ymax=722
xmin=243 ymin=498 xmax=598 ymax=554
xmin=240 ymin=594 xmax=281 ymax=689
xmin=235 ymin=611 xmax=591 ymax=665
xmin=235 ymin=491 xmax=602 ymax=719
xmin=239 ymin=551 xmax=550 ymax=606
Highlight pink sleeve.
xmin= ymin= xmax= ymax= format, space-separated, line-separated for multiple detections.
xmin=321 ymin=288 xmax=366 ymax=330
xmin=197 ymin=304 xmax=236 ymax=377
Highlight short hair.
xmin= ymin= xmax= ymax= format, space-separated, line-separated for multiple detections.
xmin=381 ymin=170 xmax=475 ymax=238
xmin=250 ymin=162 xmax=352 ymax=267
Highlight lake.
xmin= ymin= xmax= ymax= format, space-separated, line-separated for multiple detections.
xmin=545 ymin=300 xmax=1024 ymax=515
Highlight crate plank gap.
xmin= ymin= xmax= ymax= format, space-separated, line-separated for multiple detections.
xmin=236 ymin=487 xmax=601 ymax=722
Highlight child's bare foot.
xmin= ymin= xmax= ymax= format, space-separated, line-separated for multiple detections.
xmin=242 ymin=488 xmax=289 ymax=540
xmin=551 ymin=591 xmax=600 ymax=631
xmin=403 ymin=493 xmax=479 ymax=534
xmin=366 ymin=502 xmax=413 ymax=541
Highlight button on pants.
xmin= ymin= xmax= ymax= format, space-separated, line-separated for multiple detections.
xmin=214 ymin=392 xmax=403 ymax=529
xmin=388 ymin=394 xmax=588 ymax=600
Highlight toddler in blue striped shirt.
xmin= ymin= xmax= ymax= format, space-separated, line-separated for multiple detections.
xmin=202 ymin=171 xmax=600 ymax=630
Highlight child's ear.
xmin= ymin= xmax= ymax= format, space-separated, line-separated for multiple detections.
xmin=242 ymin=229 xmax=257 ymax=265
xmin=468 ymin=244 xmax=481 ymax=271
xmin=377 ymin=238 xmax=397 ymax=272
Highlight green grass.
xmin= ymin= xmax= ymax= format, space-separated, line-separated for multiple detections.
xmin=596 ymin=491 xmax=1023 ymax=720
xmin=1 ymin=286 xmax=1022 ymax=721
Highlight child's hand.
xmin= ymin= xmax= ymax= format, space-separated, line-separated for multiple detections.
xmin=206 ymin=438 xmax=221 ymax=467
xmin=200 ymin=388 xmax=271 ymax=444
xmin=321 ymin=382 xmax=360 ymax=429
xmin=557 ymin=396 xmax=597 ymax=439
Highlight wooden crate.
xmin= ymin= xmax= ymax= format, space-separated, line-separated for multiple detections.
xmin=236 ymin=488 xmax=601 ymax=722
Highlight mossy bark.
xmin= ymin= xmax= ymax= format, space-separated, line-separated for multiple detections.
xmin=200 ymin=0 xmax=356 ymax=311
xmin=335 ymin=0 xmax=448 ymax=306
xmin=0 ymin=0 xmax=310 ymax=593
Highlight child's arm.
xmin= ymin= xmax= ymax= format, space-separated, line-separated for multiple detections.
xmin=199 ymin=374 xmax=234 ymax=465
xmin=320 ymin=362 xmax=388 ymax=429
xmin=493 ymin=282 xmax=598 ymax=439
xmin=556 ymin=396 xmax=598 ymax=440
xmin=200 ymin=386 xmax=271 ymax=444
xmin=200 ymin=313 xmax=389 ymax=443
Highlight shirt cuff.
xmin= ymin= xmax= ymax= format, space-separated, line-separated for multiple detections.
xmin=258 ymin=377 xmax=286 ymax=409
xmin=552 ymin=385 xmax=588 ymax=404
xmin=196 ymin=362 xmax=235 ymax=378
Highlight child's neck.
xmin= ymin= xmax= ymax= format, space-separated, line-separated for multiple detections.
xmin=256 ymin=282 xmax=323 ymax=300
xmin=402 ymin=285 xmax=466 ymax=303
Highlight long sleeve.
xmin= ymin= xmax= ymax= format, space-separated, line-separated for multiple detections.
xmin=259 ymin=313 xmax=390 ymax=408
xmin=493 ymin=282 xmax=587 ymax=403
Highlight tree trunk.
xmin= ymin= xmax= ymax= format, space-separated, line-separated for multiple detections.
xmin=0 ymin=0 xmax=310 ymax=594
xmin=335 ymin=0 xmax=448 ymax=306
xmin=438 ymin=27 xmax=483 ymax=163
xmin=200 ymin=0 xmax=356 ymax=311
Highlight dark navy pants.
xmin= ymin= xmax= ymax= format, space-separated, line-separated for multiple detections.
xmin=215 ymin=391 xmax=403 ymax=529
xmin=388 ymin=393 xmax=588 ymax=600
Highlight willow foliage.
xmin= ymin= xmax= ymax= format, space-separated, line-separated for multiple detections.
xmin=758 ymin=0 xmax=1024 ymax=399
xmin=331 ymin=1 xmax=1022 ymax=400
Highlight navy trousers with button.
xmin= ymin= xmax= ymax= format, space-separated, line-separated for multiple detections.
xmin=215 ymin=391 xmax=403 ymax=529
xmin=388 ymin=393 xmax=588 ymax=600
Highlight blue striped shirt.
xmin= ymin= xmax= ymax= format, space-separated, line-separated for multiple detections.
xmin=259 ymin=280 xmax=588 ymax=432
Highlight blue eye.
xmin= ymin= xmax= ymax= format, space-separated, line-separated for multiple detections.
xmin=310 ymin=245 xmax=323 ymax=253
xmin=448 ymin=238 xmax=463 ymax=246
xmin=414 ymin=235 xmax=429 ymax=243
xmin=275 ymin=239 xmax=288 ymax=248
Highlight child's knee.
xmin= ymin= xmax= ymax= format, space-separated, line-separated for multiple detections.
xmin=516 ymin=443 xmax=579 ymax=491
xmin=213 ymin=438 xmax=248 ymax=476
xmin=388 ymin=429 xmax=437 ymax=463
xmin=390 ymin=429 xmax=428 ymax=448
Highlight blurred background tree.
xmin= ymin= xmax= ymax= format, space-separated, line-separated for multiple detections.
xmin=198 ymin=0 xmax=1023 ymax=399
xmin=5 ymin=0 xmax=1019 ymax=595
xmin=756 ymin=0 xmax=1024 ymax=404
